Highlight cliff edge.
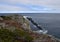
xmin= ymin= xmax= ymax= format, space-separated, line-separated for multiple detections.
xmin=0 ymin=14 xmax=60 ymax=42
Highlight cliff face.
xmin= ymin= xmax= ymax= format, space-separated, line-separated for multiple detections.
xmin=0 ymin=14 xmax=60 ymax=42
xmin=0 ymin=14 xmax=31 ymax=31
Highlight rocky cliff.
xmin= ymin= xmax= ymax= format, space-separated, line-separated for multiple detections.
xmin=0 ymin=14 xmax=60 ymax=42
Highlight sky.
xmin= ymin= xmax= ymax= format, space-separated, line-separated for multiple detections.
xmin=0 ymin=0 xmax=60 ymax=13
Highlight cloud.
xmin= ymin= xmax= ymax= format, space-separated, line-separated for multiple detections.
xmin=0 ymin=0 xmax=60 ymax=11
xmin=0 ymin=0 xmax=60 ymax=8
xmin=0 ymin=4 xmax=29 ymax=11
xmin=0 ymin=2 xmax=54 ymax=11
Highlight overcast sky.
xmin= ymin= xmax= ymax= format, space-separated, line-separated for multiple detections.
xmin=0 ymin=0 xmax=60 ymax=12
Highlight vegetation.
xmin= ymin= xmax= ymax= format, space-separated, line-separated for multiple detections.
xmin=0 ymin=28 xmax=33 ymax=42
xmin=0 ymin=16 xmax=12 ymax=20
xmin=14 ymin=29 xmax=33 ymax=42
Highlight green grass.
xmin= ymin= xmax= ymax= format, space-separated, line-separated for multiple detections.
xmin=0 ymin=28 xmax=33 ymax=42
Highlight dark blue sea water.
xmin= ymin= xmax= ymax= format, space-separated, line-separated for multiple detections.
xmin=21 ymin=13 xmax=60 ymax=38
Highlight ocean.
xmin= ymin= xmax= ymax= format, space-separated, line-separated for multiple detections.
xmin=21 ymin=13 xmax=60 ymax=38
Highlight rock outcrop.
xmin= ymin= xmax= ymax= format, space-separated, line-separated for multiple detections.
xmin=0 ymin=14 xmax=60 ymax=42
